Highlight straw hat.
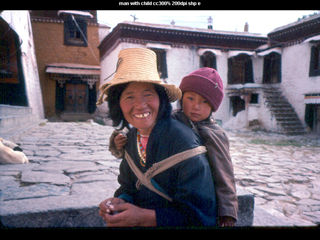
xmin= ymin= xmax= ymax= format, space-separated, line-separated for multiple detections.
xmin=96 ymin=48 xmax=181 ymax=105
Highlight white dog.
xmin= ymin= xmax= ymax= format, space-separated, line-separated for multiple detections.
xmin=0 ymin=138 xmax=28 ymax=164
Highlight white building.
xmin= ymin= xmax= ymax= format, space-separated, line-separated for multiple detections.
xmin=0 ymin=11 xmax=44 ymax=138
xmin=98 ymin=14 xmax=320 ymax=135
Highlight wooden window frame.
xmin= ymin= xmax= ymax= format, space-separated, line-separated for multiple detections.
xmin=263 ymin=52 xmax=282 ymax=84
xmin=64 ymin=16 xmax=87 ymax=47
xmin=150 ymin=48 xmax=168 ymax=79
xmin=228 ymin=54 xmax=254 ymax=84
xmin=309 ymin=44 xmax=320 ymax=77
xmin=200 ymin=51 xmax=217 ymax=70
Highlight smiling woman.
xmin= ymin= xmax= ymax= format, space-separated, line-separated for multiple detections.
xmin=119 ymin=82 xmax=159 ymax=136
xmin=96 ymin=48 xmax=218 ymax=227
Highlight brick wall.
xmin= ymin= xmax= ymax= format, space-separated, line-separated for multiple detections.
xmin=31 ymin=19 xmax=100 ymax=117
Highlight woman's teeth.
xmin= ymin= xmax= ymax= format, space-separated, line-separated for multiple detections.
xmin=134 ymin=112 xmax=150 ymax=118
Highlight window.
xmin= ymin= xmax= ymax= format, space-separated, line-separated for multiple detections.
xmin=64 ymin=15 xmax=87 ymax=47
xmin=0 ymin=32 xmax=18 ymax=82
xmin=200 ymin=51 xmax=217 ymax=69
xmin=263 ymin=52 xmax=281 ymax=83
xmin=250 ymin=93 xmax=259 ymax=104
xmin=0 ymin=39 xmax=11 ymax=78
xmin=309 ymin=44 xmax=320 ymax=77
xmin=228 ymin=54 xmax=253 ymax=84
xmin=150 ymin=48 xmax=168 ymax=79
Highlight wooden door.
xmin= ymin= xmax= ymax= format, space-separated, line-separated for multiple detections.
xmin=65 ymin=83 xmax=87 ymax=112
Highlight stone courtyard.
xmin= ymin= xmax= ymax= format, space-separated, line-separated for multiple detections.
xmin=227 ymin=129 xmax=320 ymax=225
xmin=0 ymin=120 xmax=319 ymax=227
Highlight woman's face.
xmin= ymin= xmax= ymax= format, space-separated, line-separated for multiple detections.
xmin=120 ymin=82 xmax=160 ymax=135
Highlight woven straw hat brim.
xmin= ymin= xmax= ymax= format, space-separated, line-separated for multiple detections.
xmin=96 ymin=48 xmax=181 ymax=105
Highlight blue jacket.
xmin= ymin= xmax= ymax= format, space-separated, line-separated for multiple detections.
xmin=114 ymin=117 xmax=217 ymax=227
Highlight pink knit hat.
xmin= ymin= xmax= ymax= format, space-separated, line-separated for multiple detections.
xmin=179 ymin=67 xmax=224 ymax=112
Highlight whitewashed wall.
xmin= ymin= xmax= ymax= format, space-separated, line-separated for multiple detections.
xmin=1 ymin=10 xmax=44 ymax=119
xmin=99 ymin=34 xmax=320 ymax=133
xmin=281 ymin=42 xmax=320 ymax=123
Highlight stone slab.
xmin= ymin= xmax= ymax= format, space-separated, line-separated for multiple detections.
xmin=21 ymin=170 xmax=70 ymax=185
xmin=0 ymin=190 xmax=113 ymax=227
xmin=235 ymin=187 xmax=254 ymax=226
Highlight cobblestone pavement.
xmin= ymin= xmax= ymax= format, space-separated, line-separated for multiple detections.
xmin=1 ymin=121 xmax=320 ymax=226
xmin=227 ymin=129 xmax=320 ymax=226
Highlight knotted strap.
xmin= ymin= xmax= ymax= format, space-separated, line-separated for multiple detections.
xmin=124 ymin=146 xmax=207 ymax=202
xmin=124 ymin=151 xmax=173 ymax=201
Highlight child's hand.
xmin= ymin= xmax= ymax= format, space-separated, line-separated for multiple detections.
xmin=114 ymin=133 xmax=127 ymax=150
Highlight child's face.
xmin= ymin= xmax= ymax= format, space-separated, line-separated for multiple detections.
xmin=182 ymin=91 xmax=212 ymax=122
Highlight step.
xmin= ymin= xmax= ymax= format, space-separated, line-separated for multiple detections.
xmin=269 ymin=108 xmax=296 ymax=114
xmin=264 ymin=94 xmax=286 ymax=98
xmin=264 ymin=97 xmax=289 ymax=101
xmin=262 ymin=88 xmax=307 ymax=135
xmin=276 ymin=119 xmax=302 ymax=124
xmin=0 ymin=104 xmax=32 ymax=116
xmin=273 ymin=115 xmax=298 ymax=120
xmin=265 ymin=98 xmax=290 ymax=103
xmin=278 ymin=126 xmax=306 ymax=134
xmin=279 ymin=124 xmax=305 ymax=130
xmin=267 ymin=103 xmax=292 ymax=108
xmin=282 ymin=130 xmax=307 ymax=136
xmin=0 ymin=114 xmax=35 ymax=128
xmin=273 ymin=112 xmax=297 ymax=116
xmin=60 ymin=112 xmax=93 ymax=122
xmin=0 ymin=105 xmax=39 ymax=139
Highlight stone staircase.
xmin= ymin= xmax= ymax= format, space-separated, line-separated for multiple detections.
xmin=263 ymin=87 xmax=307 ymax=135
xmin=0 ymin=104 xmax=39 ymax=139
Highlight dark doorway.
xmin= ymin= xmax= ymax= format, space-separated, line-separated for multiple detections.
xmin=230 ymin=96 xmax=245 ymax=117
xmin=305 ymin=104 xmax=320 ymax=134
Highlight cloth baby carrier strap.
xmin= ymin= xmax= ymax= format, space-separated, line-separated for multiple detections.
xmin=124 ymin=146 xmax=207 ymax=202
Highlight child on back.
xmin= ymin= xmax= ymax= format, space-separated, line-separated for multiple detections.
xmin=109 ymin=67 xmax=238 ymax=227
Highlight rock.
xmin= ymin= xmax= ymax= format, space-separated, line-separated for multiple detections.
xmin=235 ymin=187 xmax=255 ymax=226
xmin=71 ymin=181 xmax=119 ymax=195
xmin=21 ymin=170 xmax=70 ymax=185
xmin=72 ymin=173 xmax=117 ymax=184
xmin=1 ymin=183 xmax=69 ymax=201
xmin=0 ymin=193 xmax=108 ymax=227
xmin=253 ymin=206 xmax=293 ymax=226
xmin=291 ymin=189 xmax=311 ymax=199
xmin=255 ymin=186 xmax=287 ymax=196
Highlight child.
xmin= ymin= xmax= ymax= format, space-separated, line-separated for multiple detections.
xmin=109 ymin=67 xmax=238 ymax=227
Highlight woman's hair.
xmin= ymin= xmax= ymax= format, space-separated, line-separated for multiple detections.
xmin=107 ymin=83 xmax=172 ymax=130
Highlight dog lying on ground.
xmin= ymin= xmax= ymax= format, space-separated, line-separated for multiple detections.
xmin=0 ymin=138 xmax=28 ymax=164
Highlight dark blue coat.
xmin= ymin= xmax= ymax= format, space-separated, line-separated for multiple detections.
xmin=114 ymin=117 xmax=217 ymax=227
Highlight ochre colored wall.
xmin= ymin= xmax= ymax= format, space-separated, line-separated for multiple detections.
xmin=31 ymin=19 xmax=100 ymax=117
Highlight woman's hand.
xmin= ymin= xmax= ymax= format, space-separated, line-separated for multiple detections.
xmin=99 ymin=197 xmax=125 ymax=218
xmin=114 ymin=133 xmax=127 ymax=150
xmin=99 ymin=200 xmax=156 ymax=227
